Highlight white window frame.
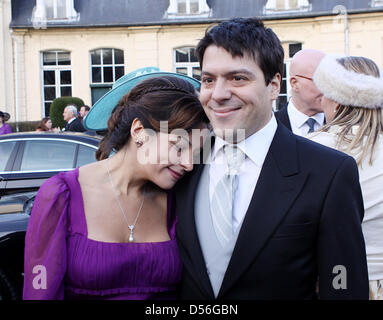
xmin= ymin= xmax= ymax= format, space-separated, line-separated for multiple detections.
xmin=264 ymin=0 xmax=311 ymax=14
xmin=167 ymin=0 xmax=211 ymax=18
xmin=371 ymin=0 xmax=383 ymax=7
xmin=41 ymin=50 xmax=72 ymax=117
xmin=89 ymin=48 xmax=125 ymax=84
xmin=274 ymin=61 xmax=290 ymax=111
xmin=32 ymin=0 xmax=79 ymax=26
xmin=275 ymin=42 xmax=302 ymax=110
xmin=173 ymin=47 xmax=200 ymax=80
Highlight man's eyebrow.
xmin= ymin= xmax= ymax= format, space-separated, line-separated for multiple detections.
xmin=201 ymin=69 xmax=255 ymax=77
xmin=201 ymin=71 xmax=214 ymax=77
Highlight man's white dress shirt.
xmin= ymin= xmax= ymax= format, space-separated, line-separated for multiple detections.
xmin=209 ymin=114 xmax=278 ymax=232
xmin=287 ymin=101 xmax=324 ymax=136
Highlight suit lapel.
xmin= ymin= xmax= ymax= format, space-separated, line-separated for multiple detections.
xmin=218 ymin=124 xmax=308 ymax=298
xmin=176 ymin=161 xmax=215 ymax=298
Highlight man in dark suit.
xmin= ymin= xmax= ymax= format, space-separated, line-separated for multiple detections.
xmin=63 ymin=104 xmax=85 ymax=132
xmin=175 ymin=18 xmax=368 ymax=299
xmin=275 ymin=49 xmax=325 ymax=136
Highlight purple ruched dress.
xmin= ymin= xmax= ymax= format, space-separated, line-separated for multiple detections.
xmin=23 ymin=168 xmax=182 ymax=300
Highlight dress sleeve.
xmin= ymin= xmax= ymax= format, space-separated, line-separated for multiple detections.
xmin=23 ymin=174 xmax=70 ymax=300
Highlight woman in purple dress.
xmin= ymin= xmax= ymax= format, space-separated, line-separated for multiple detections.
xmin=0 ymin=111 xmax=12 ymax=135
xmin=23 ymin=73 xmax=209 ymax=300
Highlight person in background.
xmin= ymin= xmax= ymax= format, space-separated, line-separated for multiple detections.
xmin=63 ymin=104 xmax=85 ymax=132
xmin=0 ymin=110 xmax=12 ymax=135
xmin=79 ymin=105 xmax=96 ymax=135
xmin=23 ymin=74 xmax=209 ymax=300
xmin=275 ymin=49 xmax=325 ymax=136
xmin=309 ymin=54 xmax=383 ymax=300
xmin=36 ymin=117 xmax=53 ymax=132
xmin=79 ymin=105 xmax=90 ymax=119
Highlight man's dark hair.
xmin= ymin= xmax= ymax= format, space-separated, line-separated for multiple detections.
xmin=196 ymin=18 xmax=284 ymax=85
xmin=82 ymin=105 xmax=90 ymax=111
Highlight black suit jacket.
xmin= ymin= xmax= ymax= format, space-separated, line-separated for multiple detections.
xmin=274 ymin=104 xmax=292 ymax=131
xmin=65 ymin=117 xmax=86 ymax=132
xmin=275 ymin=104 xmax=326 ymax=133
xmin=175 ymin=122 xmax=368 ymax=300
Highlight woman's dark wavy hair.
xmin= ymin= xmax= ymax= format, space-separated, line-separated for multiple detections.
xmin=36 ymin=117 xmax=51 ymax=131
xmin=96 ymin=75 xmax=209 ymax=160
xmin=196 ymin=18 xmax=284 ymax=85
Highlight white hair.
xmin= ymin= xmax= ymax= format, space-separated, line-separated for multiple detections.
xmin=65 ymin=104 xmax=78 ymax=117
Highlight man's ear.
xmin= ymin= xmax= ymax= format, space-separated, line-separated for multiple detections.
xmin=290 ymin=76 xmax=298 ymax=91
xmin=270 ymin=73 xmax=281 ymax=101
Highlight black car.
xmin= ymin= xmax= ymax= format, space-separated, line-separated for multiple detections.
xmin=0 ymin=132 xmax=102 ymax=299
xmin=0 ymin=131 xmax=102 ymax=196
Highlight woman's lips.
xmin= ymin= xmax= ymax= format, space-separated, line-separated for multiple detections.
xmin=168 ymin=168 xmax=182 ymax=180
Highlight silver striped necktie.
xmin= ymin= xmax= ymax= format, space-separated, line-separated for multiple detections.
xmin=211 ymin=144 xmax=245 ymax=247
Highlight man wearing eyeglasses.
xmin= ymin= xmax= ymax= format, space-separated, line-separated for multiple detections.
xmin=275 ymin=49 xmax=325 ymax=136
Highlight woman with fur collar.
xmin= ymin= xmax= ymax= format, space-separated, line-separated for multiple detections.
xmin=309 ymin=55 xmax=383 ymax=300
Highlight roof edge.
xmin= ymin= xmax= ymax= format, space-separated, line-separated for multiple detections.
xmin=9 ymin=7 xmax=383 ymax=30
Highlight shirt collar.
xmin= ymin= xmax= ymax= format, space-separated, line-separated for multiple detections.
xmin=288 ymin=101 xmax=325 ymax=128
xmin=67 ymin=117 xmax=76 ymax=125
xmin=212 ymin=114 xmax=278 ymax=167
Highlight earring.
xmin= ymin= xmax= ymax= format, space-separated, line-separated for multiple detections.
xmin=135 ymin=139 xmax=143 ymax=147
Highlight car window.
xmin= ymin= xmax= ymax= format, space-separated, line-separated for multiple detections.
xmin=20 ymin=140 xmax=76 ymax=171
xmin=76 ymin=145 xmax=97 ymax=167
xmin=0 ymin=141 xmax=17 ymax=171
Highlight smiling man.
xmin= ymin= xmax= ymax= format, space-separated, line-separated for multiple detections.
xmin=199 ymin=45 xmax=280 ymax=142
xmin=175 ymin=18 xmax=368 ymax=300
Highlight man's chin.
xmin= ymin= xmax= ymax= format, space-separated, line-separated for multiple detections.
xmin=212 ymin=126 xmax=246 ymax=143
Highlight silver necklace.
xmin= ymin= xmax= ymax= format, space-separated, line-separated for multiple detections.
xmin=105 ymin=159 xmax=146 ymax=242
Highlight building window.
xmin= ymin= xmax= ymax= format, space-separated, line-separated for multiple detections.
xmin=288 ymin=42 xmax=302 ymax=58
xmin=46 ymin=0 xmax=68 ymax=19
xmin=90 ymin=48 xmax=124 ymax=105
xmin=371 ymin=0 xmax=383 ymax=7
xmin=167 ymin=0 xmax=210 ymax=18
xmin=275 ymin=42 xmax=302 ymax=111
xmin=41 ymin=51 xmax=72 ymax=116
xmin=276 ymin=63 xmax=288 ymax=111
xmin=90 ymin=48 xmax=124 ymax=84
xmin=174 ymin=47 xmax=201 ymax=81
xmin=178 ymin=0 xmax=199 ymax=14
xmin=32 ymin=0 xmax=78 ymax=26
xmin=264 ymin=0 xmax=311 ymax=14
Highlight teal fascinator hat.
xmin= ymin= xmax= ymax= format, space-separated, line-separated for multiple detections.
xmin=84 ymin=67 xmax=201 ymax=131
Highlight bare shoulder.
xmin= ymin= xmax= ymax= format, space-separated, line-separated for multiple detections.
xmin=78 ymin=160 xmax=106 ymax=188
